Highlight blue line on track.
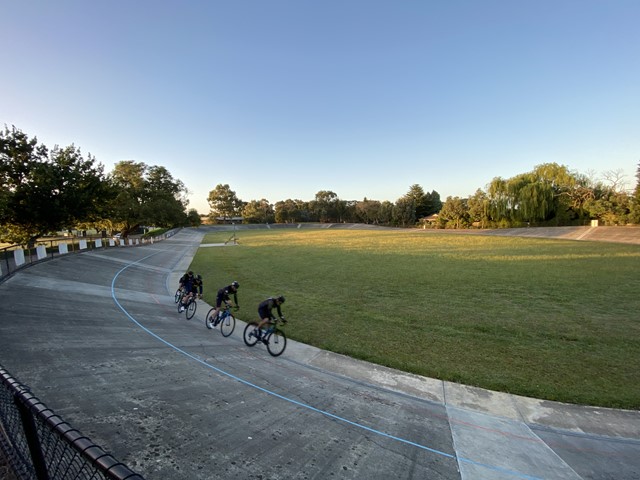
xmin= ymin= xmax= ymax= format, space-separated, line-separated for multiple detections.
xmin=111 ymin=251 xmax=543 ymax=480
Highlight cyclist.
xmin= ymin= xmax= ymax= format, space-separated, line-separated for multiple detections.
xmin=253 ymin=295 xmax=286 ymax=340
xmin=191 ymin=274 xmax=204 ymax=298
xmin=178 ymin=271 xmax=194 ymax=293
xmin=207 ymin=281 xmax=239 ymax=324
xmin=178 ymin=271 xmax=200 ymax=312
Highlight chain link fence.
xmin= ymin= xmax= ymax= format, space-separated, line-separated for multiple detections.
xmin=0 ymin=365 xmax=144 ymax=480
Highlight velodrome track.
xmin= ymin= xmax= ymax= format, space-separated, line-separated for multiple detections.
xmin=0 ymin=228 xmax=639 ymax=479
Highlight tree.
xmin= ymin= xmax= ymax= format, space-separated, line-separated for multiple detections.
xmin=108 ymin=160 xmax=147 ymax=233
xmin=108 ymin=161 xmax=187 ymax=233
xmin=467 ymin=189 xmax=490 ymax=228
xmin=310 ymin=190 xmax=339 ymax=223
xmin=143 ymin=165 xmax=188 ymax=227
xmin=355 ymin=198 xmax=382 ymax=224
xmin=186 ymin=209 xmax=202 ymax=227
xmin=207 ymin=184 xmax=242 ymax=223
xmin=405 ymin=184 xmax=428 ymax=219
xmin=1 ymin=126 xmax=109 ymax=244
xmin=630 ymin=161 xmax=640 ymax=224
xmin=423 ymin=190 xmax=443 ymax=216
xmin=274 ymin=199 xmax=310 ymax=223
xmin=242 ymin=199 xmax=274 ymax=224
xmin=402 ymin=185 xmax=442 ymax=220
xmin=392 ymin=196 xmax=416 ymax=227
xmin=602 ymin=169 xmax=628 ymax=193
xmin=438 ymin=196 xmax=470 ymax=228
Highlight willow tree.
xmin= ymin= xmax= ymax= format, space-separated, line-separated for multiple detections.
xmin=487 ymin=163 xmax=583 ymax=225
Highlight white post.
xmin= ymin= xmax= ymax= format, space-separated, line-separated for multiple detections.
xmin=36 ymin=245 xmax=47 ymax=260
xmin=59 ymin=243 xmax=68 ymax=254
xmin=14 ymin=249 xmax=25 ymax=266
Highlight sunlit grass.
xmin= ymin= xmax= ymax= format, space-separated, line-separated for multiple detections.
xmin=190 ymin=229 xmax=640 ymax=409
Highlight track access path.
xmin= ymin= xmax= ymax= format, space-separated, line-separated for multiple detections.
xmin=0 ymin=228 xmax=638 ymax=479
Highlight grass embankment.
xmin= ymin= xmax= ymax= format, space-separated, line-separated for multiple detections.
xmin=189 ymin=229 xmax=640 ymax=409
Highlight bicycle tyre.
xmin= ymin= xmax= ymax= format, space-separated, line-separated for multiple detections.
xmin=205 ymin=308 xmax=216 ymax=329
xmin=243 ymin=322 xmax=260 ymax=346
xmin=174 ymin=289 xmax=182 ymax=304
xmin=220 ymin=313 xmax=236 ymax=337
xmin=266 ymin=328 xmax=287 ymax=357
xmin=186 ymin=299 xmax=197 ymax=319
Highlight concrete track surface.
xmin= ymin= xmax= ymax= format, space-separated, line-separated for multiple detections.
xmin=0 ymin=228 xmax=639 ymax=479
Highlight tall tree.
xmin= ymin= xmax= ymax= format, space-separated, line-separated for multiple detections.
xmin=405 ymin=184 xmax=428 ymax=219
xmin=423 ymin=190 xmax=443 ymax=216
xmin=1 ymin=126 xmax=109 ymax=244
xmin=310 ymin=190 xmax=339 ymax=222
xmin=108 ymin=161 xmax=187 ymax=233
xmin=108 ymin=160 xmax=147 ymax=233
xmin=207 ymin=184 xmax=242 ymax=223
xmin=143 ymin=165 xmax=188 ymax=227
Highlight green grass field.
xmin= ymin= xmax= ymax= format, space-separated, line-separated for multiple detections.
xmin=189 ymin=228 xmax=640 ymax=409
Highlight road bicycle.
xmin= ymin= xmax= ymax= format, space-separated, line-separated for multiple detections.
xmin=178 ymin=293 xmax=197 ymax=320
xmin=174 ymin=287 xmax=185 ymax=304
xmin=243 ymin=317 xmax=287 ymax=357
xmin=205 ymin=303 xmax=236 ymax=337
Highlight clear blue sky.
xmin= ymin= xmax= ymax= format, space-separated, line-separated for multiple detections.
xmin=2 ymin=0 xmax=639 ymax=214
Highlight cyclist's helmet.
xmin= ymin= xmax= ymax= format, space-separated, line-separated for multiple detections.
xmin=277 ymin=295 xmax=285 ymax=303
xmin=188 ymin=271 xmax=194 ymax=276
xmin=197 ymin=274 xmax=202 ymax=280
xmin=231 ymin=281 xmax=239 ymax=288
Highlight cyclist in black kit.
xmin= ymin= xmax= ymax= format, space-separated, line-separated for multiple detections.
xmin=179 ymin=272 xmax=203 ymax=312
xmin=207 ymin=281 xmax=239 ymax=324
xmin=253 ymin=295 xmax=286 ymax=339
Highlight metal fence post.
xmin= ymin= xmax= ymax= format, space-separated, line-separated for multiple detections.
xmin=14 ymin=393 xmax=50 ymax=480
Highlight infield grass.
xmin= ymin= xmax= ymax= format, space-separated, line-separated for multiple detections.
xmin=189 ymin=228 xmax=640 ymax=409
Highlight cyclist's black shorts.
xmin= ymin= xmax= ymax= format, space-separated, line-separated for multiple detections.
xmin=216 ymin=292 xmax=227 ymax=307
xmin=258 ymin=306 xmax=272 ymax=320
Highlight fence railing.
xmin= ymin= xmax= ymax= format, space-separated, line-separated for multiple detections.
xmin=1 ymin=231 xmax=177 ymax=284
xmin=0 ymin=365 xmax=144 ymax=480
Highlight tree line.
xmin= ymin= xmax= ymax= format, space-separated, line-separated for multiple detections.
xmin=207 ymin=161 xmax=640 ymax=228
xmin=436 ymin=163 xmax=640 ymax=228
xmin=207 ymin=184 xmax=443 ymax=226
xmin=4 ymin=125 xmax=638 ymax=246
xmin=0 ymin=126 xmax=198 ymax=245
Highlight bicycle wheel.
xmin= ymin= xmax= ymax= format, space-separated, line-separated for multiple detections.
xmin=243 ymin=322 xmax=260 ymax=346
xmin=186 ymin=299 xmax=197 ymax=319
xmin=266 ymin=328 xmax=287 ymax=357
xmin=205 ymin=308 xmax=216 ymax=329
xmin=220 ymin=313 xmax=236 ymax=337
xmin=174 ymin=289 xmax=182 ymax=303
